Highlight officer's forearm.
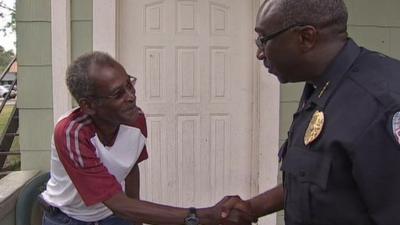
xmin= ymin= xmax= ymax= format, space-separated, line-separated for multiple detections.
xmin=247 ymin=184 xmax=284 ymax=218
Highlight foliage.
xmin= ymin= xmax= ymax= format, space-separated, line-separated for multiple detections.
xmin=0 ymin=0 xmax=16 ymax=67
xmin=0 ymin=0 xmax=16 ymax=36
xmin=0 ymin=45 xmax=15 ymax=73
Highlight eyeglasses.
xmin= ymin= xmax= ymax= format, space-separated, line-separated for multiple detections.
xmin=90 ymin=75 xmax=137 ymax=101
xmin=255 ymin=23 xmax=306 ymax=50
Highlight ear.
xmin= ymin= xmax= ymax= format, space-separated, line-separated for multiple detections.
xmin=79 ymin=98 xmax=96 ymax=116
xmin=297 ymin=25 xmax=318 ymax=52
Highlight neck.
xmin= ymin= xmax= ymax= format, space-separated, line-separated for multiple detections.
xmin=307 ymin=37 xmax=347 ymax=82
xmin=92 ymin=118 xmax=120 ymax=146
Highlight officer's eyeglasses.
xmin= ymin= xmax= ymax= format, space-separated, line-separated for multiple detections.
xmin=255 ymin=23 xmax=306 ymax=50
xmin=90 ymin=75 xmax=137 ymax=101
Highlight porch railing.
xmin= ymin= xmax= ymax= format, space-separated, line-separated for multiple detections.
xmin=0 ymin=57 xmax=19 ymax=178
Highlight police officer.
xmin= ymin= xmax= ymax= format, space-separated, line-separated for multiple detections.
xmin=220 ymin=0 xmax=400 ymax=224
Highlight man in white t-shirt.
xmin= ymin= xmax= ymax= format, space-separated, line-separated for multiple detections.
xmin=40 ymin=52 xmax=252 ymax=225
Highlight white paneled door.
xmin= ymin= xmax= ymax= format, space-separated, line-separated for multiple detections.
xmin=118 ymin=0 xmax=255 ymax=208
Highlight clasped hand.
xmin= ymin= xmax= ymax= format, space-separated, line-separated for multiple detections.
xmin=210 ymin=195 xmax=257 ymax=225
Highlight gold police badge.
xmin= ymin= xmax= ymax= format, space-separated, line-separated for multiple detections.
xmin=304 ymin=110 xmax=325 ymax=145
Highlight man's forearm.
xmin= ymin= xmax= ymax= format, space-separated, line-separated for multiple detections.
xmin=104 ymin=193 xmax=217 ymax=225
xmin=247 ymin=184 xmax=284 ymax=218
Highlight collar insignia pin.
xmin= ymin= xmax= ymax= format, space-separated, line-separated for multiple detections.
xmin=318 ymin=81 xmax=330 ymax=98
xmin=304 ymin=110 xmax=325 ymax=146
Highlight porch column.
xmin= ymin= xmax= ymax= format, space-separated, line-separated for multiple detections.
xmin=93 ymin=0 xmax=117 ymax=57
xmin=51 ymin=0 xmax=71 ymax=123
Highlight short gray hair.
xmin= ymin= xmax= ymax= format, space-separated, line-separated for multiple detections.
xmin=278 ymin=0 xmax=348 ymax=32
xmin=66 ymin=51 xmax=117 ymax=101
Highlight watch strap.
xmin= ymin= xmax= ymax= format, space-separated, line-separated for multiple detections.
xmin=189 ymin=207 xmax=196 ymax=215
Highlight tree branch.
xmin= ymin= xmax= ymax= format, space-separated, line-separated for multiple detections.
xmin=0 ymin=2 xmax=15 ymax=13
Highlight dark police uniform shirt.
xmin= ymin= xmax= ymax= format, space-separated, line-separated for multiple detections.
xmin=280 ymin=39 xmax=400 ymax=225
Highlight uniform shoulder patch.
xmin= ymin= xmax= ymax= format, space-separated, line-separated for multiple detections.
xmin=392 ymin=112 xmax=400 ymax=144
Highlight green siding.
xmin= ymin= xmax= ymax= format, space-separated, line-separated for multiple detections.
xmin=71 ymin=0 xmax=93 ymax=60
xmin=279 ymin=101 xmax=300 ymax=142
xmin=17 ymin=66 xmax=53 ymax=108
xmin=71 ymin=0 xmax=92 ymax=20
xmin=346 ymin=0 xmax=400 ymax=27
xmin=280 ymin=83 xmax=303 ymax=102
xmin=348 ymin=26 xmax=390 ymax=55
xmin=390 ymin=28 xmax=400 ymax=59
xmin=346 ymin=0 xmax=400 ymax=59
xmin=16 ymin=22 xmax=51 ymax=66
xmin=279 ymin=83 xmax=303 ymax=142
xmin=16 ymin=0 xmax=53 ymax=170
xmin=19 ymin=109 xmax=53 ymax=151
xmin=16 ymin=0 xmax=51 ymax=22
xmin=17 ymin=0 xmax=93 ymax=170
xmin=71 ymin=21 xmax=93 ymax=60
xmin=71 ymin=0 xmax=93 ymax=108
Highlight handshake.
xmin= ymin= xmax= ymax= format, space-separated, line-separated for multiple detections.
xmin=206 ymin=195 xmax=258 ymax=225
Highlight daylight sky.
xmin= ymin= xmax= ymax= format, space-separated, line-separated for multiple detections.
xmin=0 ymin=0 xmax=16 ymax=53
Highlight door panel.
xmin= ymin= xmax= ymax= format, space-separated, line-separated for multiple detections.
xmin=118 ymin=0 xmax=254 ymax=207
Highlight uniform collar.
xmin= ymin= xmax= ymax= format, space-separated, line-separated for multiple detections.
xmin=306 ymin=39 xmax=362 ymax=109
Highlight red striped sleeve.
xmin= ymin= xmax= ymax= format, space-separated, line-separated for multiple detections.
xmin=54 ymin=113 xmax=122 ymax=206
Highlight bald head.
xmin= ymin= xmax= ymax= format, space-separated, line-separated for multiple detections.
xmin=257 ymin=0 xmax=348 ymax=34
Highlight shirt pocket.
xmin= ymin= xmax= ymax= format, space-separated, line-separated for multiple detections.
xmin=281 ymin=146 xmax=332 ymax=223
xmin=281 ymin=146 xmax=332 ymax=190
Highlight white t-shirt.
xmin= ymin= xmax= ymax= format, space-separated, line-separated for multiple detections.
xmin=41 ymin=108 xmax=148 ymax=222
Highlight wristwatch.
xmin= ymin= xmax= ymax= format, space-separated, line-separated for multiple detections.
xmin=184 ymin=207 xmax=200 ymax=225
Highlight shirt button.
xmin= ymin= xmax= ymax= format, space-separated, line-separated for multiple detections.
xmin=299 ymin=171 xmax=306 ymax=177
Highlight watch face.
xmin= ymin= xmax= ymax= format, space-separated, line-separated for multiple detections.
xmin=185 ymin=216 xmax=199 ymax=225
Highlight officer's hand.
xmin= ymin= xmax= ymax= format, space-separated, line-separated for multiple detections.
xmin=219 ymin=195 xmax=257 ymax=224
xmin=203 ymin=196 xmax=252 ymax=225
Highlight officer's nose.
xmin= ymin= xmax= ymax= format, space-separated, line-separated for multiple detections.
xmin=256 ymin=48 xmax=265 ymax=60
